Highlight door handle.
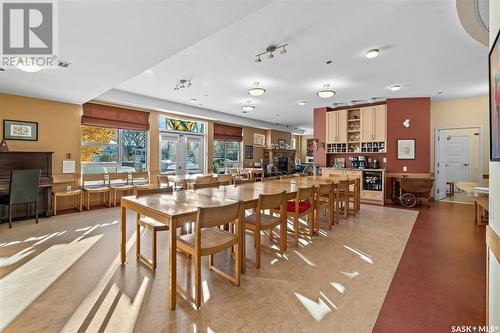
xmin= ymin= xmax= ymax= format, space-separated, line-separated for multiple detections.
xmin=463 ymin=164 xmax=469 ymax=166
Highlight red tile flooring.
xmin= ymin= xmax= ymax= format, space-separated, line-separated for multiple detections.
xmin=373 ymin=201 xmax=486 ymax=332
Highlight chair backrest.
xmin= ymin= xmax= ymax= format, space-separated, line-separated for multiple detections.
xmin=317 ymin=182 xmax=333 ymax=196
xmin=217 ymin=174 xmax=233 ymax=185
xmin=109 ymin=172 xmax=129 ymax=184
xmin=234 ymin=178 xmax=254 ymax=185
xmin=9 ymin=169 xmax=41 ymax=204
xmin=196 ymin=201 xmax=242 ymax=229
xmin=136 ymin=187 xmax=173 ymax=196
xmin=193 ymin=182 xmax=220 ymax=190
xmin=228 ymin=168 xmax=240 ymax=176
xmin=157 ymin=174 xmax=170 ymax=187
xmin=338 ymin=179 xmax=349 ymax=191
xmin=297 ymin=186 xmax=315 ymax=201
xmin=82 ymin=173 xmax=107 ymax=186
xmin=348 ymin=178 xmax=357 ymax=191
xmin=195 ymin=175 xmax=213 ymax=185
xmin=257 ymin=191 xmax=286 ymax=211
xmin=132 ymin=171 xmax=149 ymax=184
xmin=52 ymin=173 xmax=77 ymax=186
xmin=240 ymin=169 xmax=251 ymax=178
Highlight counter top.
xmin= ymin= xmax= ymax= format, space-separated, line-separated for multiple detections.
xmin=323 ymin=167 xmax=386 ymax=172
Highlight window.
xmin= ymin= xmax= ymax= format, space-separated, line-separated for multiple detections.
xmin=213 ymin=140 xmax=241 ymax=171
xmin=81 ymin=125 xmax=147 ymax=174
xmin=254 ymin=133 xmax=266 ymax=147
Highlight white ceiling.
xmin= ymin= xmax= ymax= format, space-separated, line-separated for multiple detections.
xmin=115 ymin=0 xmax=488 ymax=133
xmin=0 ymin=0 xmax=488 ymax=134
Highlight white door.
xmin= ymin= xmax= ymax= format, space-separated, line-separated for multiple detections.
xmin=443 ymin=135 xmax=471 ymax=188
xmin=160 ymin=133 xmax=204 ymax=175
xmin=435 ymin=131 xmax=448 ymax=200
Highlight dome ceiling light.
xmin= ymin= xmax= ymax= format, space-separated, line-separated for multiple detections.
xmin=254 ymin=44 xmax=288 ymax=63
xmin=298 ymin=100 xmax=307 ymax=106
xmin=241 ymin=105 xmax=255 ymax=112
xmin=365 ymin=48 xmax=379 ymax=58
xmin=248 ymin=82 xmax=266 ymax=96
xmin=317 ymin=84 xmax=335 ymax=98
xmin=389 ymin=84 xmax=401 ymax=91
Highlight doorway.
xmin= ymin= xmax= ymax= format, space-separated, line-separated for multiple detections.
xmin=160 ymin=133 xmax=204 ymax=175
xmin=434 ymin=126 xmax=483 ymax=203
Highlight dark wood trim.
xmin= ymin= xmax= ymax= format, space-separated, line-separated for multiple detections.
xmin=327 ymin=101 xmax=386 ymax=112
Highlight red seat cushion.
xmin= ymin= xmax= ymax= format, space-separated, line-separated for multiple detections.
xmin=286 ymin=200 xmax=311 ymax=213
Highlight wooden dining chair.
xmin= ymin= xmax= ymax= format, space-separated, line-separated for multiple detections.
xmin=234 ymin=178 xmax=255 ymax=185
xmin=337 ymin=179 xmax=349 ymax=219
xmin=193 ymin=182 xmax=220 ymax=190
xmin=194 ymin=175 xmax=213 ymax=186
xmin=157 ymin=174 xmax=182 ymax=191
xmin=81 ymin=173 xmax=111 ymax=210
xmin=283 ymin=186 xmax=315 ymax=247
xmin=176 ymin=201 xmax=243 ymax=309
xmin=244 ymin=191 xmax=287 ymax=268
xmin=51 ymin=174 xmax=82 ymax=215
xmin=217 ymin=174 xmax=234 ymax=186
xmin=315 ymin=182 xmax=334 ymax=231
xmin=263 ymin=176 xmax=279 ymax=181
xmin=109 ymin=172 xmax=134 ymax=206
xmin=135 ymin=187 xmax=173 ymax=270
xmin=351 ymin=178 xmax=361 ymax=212
xmin=239 ymin=169 xmax=251 ymax=180
xmin=228 ymin=168 xmax=240 ymax=179
xmin=347 ymin=178 xmax=358 ymax=217
xmin=132 ymin=171 xmax=155 ymax=193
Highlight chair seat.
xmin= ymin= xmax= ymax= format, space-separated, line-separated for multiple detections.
xmin=110 ymin=184 xmax=134 ymax=190
xmin=83 ymin=186 xmax=109 ymax=192
xmin=245 ymin=213 xmax=281 ymax=228
xmin=53 ymin=189 xmax=82 ymax=196
xmin=286 ymin=200 xmax=311 ymax=213
xmin=138 ymin=216 xmax=169 ymax=231
xmin=177 ymin=228 xmax=237 ymax=255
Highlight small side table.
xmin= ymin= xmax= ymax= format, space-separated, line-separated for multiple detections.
xmin=474 ymin=195 xmax=489 ymax=226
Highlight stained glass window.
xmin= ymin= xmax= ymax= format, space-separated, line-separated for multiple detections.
xmin=159 ymin=116 xmax=205 ymax=133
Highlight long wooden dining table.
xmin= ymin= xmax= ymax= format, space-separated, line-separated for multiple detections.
xmin=120 ymin=175 xmax=344 ymax=310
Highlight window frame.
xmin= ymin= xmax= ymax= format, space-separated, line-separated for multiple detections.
xmin=213 ymin=140 xmax=242 ymax=171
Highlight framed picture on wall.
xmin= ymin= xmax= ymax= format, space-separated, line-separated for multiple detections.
xmin=245 ymin=145 xmax=253 ymax=159
xmin=3 ymin=120 xmax=38 ymax=141
xmin=489 ymin=27 xmax=500 ymax=161
xmin=278 ymin=139 xmax=286 ymax=149
xmin=397 ymin=139 xmax=415 ymax=160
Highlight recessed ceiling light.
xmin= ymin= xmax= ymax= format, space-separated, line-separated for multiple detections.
xmin=366 ymin=49 xmax=379 ymax=58
xmin=437 ymin=91 xmax=443 ymax=94
xmin=298 ymin=101 xmax=307 ymax=106
xmin=248 ymin=82 xmax=266 ymax=96
xmin=326 ymin=60 xmax=332 ymax=64
xmin=389 ymin=85 xmax=401 ymax=91
xmin=241 ymin=105 xmax=255 ymax=112
xmin=317 ymin=84 xmax=335 ymax=98
xmin=190 ymin=98 xmax=198 ymax=103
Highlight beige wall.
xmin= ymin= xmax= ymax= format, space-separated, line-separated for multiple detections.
xmin=430 ymin=95 xmax=489 ymax=176
xmin=0 ymin=93 xmax=82 ymax=175
xmin=266 ymin=129 xmax=292 ymax=147
xmin=242 ymin=127 xmax=266 ymax=167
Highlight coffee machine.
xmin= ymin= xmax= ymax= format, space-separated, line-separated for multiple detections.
xmin=350 ymin=156 xmax=359 ymax=168
xmin=358 ymin=156 xmax=367 ymax=168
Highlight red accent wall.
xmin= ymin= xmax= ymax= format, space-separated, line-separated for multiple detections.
xmin=386 ymin=98 xmax=431 ymax=173
xmin=313 ymin=107 xmax=327 ymax=166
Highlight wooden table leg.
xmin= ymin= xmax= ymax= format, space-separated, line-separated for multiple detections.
xmin=240 ymin=206 xmax=246 ymax=273
xmin=475 ymin=200 xmax=479 ymax=225
xmin=121 ymin=205 xmax=127 ymax=264
xmin=168 ymin=218 xmax=177 ymax=310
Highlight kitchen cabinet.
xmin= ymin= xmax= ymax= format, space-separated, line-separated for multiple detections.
xmin=326 ymin=110 xmax=348 ymax=143
xmin=361 ymin=105 xmax=386 ymax=142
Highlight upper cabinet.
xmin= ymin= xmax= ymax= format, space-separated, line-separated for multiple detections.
xmin=361 ymin=105 xmax=386 ymax=142
xmin=326 ymin=110 xmax=347 ymax=143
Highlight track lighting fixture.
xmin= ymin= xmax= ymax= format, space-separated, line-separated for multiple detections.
xmin=254 ymin=44 xmax=288 ymax=63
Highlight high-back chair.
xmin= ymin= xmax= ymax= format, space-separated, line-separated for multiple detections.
xmin=217 ymin=174 xmax=234 ymax=186
xmin=157 ymin=174 xmax=170 ymax=188
xmin=244 ymin=191 xmax=287 ymax=268
xmin=135 ymin=187 xmax=173 ymax=270
xmin=82 ymin=173 xmax=110 ymax=210
xmin=240 ymin=169 xmax=251 ymax=180
xmin=228 ymin=168 xmax=240 ymax=178
xmin=337 ymin=179 xmax=349 ymax=218
xmin=109 ymin=172 xmax=134 ymax=206
xmin=51 ymin=173 xmax=82 ymax=216
xmin=176 ymin=201 xmax=243 ymax=308
xmin=132 ymin=171 xmax=154 ymax=193
xmin=285 ymin=185 xmax=315 ymax=247
xmin=347 ymin=178 xmax=358 ymax=217
xmin=315 ymin=182 xmax=334 ymax=231
xmin=0 ymin=170 xmax=41 ymax=228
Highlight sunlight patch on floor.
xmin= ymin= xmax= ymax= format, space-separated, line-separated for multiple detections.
xmin=293 ymin=250 xmax=318 ymax=267
xmin=331 ymin=282 xmax=346 ymax=294
xmin=343 ymin=245 xmax=373 ymax=264
xmin=294 ymin=292 xmax=333 ymax=322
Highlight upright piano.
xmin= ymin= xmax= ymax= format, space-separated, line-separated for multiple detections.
xmin=0 ymin=151 xmax=54 ymax=219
